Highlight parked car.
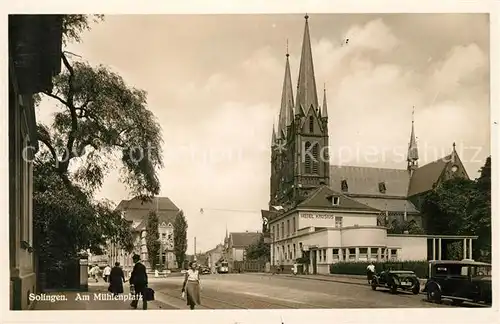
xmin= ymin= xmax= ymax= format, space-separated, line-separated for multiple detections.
xmin=199 ymin=266 xmax=211 ymax=275
xmin=371 ymin=263 xmax=420 ymax=294
xmin=424 ymin=260 xmax=492 ymax=306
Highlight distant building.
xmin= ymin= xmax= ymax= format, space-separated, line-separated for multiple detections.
xmin=265 ymin=15 xmax=476 ymax=275
xmin=108 ymin=197 xmax=181 ymax=272
xmin=9 ymin=15 xmax=63 ymax=310
xmin=224 ymin=232 xmax=261 ymax=270
xmin=206 ymin=244 xmax=224 ymax=272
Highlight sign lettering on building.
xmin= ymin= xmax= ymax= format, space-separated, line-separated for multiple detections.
xmin=300 ymin=213 xmax=335 ymax=219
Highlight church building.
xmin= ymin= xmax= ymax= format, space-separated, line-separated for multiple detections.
xmin=264 ymin=15 xmax=477 ymax=275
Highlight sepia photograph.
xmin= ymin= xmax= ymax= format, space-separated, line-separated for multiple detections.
xmin=5 ymin=5 xmax=496 ymax=323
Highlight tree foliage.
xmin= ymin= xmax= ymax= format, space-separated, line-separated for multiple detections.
xmin=145 ymin=211 xmax=160 ymax=270
xmin=387 ymin=219 xmax=425 ymax=235
xmin=33 ymin=14 xmax=161 ymax=282
xmin=173 ymin=210 xmax=188 ymax=268
xmin=422 ymin=156 xmax=491 ymax=261
xmin=245 ymin=235 xmax=270 ymax=261
xmin=33 ymin=157 xmax=134 ymax=267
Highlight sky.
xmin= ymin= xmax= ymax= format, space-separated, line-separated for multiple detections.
xmin=36 ymin=14 xmax=491 ymax=253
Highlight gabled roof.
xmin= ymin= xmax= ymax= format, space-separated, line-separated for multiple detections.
xmin=230 ymin=232 xmax=261 ymax=248
xmin=298 ymin=185 xmax=378 ymax=211
xmin=407 ymin=156 xmax=450 ymax=197
xmin=116 ymin=196 xmax=179 ymax=212
xmin=330 ymin=166 xmax=410 ymax=197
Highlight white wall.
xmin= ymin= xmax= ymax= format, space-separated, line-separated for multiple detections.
xmin=341 ymin=226 xmax=387 ymax=247
xmin=387 ymin=235 xmax=427 ymax=261
xmin=297 ymin=211 xmax=377 ymax=229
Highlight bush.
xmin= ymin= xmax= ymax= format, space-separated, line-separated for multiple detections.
xmin=329 ymin=260 xmax=429 ymax=278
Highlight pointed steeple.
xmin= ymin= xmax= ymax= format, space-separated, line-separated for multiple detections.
xmin=407 ymin=106 xmax=419 ymax=171
xmin=296 ymin=14 xmax=319 ymax=115
xmin=271 ymin=123 xmax=277 ymax=146
xmin=322 ymin=84 xmax=328 ymax=118
xmin=278 ymin=45 xmax=294 ymax=138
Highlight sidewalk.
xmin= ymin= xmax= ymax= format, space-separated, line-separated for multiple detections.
xmin=34 ymin=281 xmax=164 ymax=310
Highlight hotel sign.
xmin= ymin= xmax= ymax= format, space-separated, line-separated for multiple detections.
xmin=300 ymin=213 xmax=335 ymax=219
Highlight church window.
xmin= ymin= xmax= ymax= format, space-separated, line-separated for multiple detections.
xmin=378 ymin=182 xmax=386 ymax=193
xmin=309 ymin=116 xmax=314 ymax=132
xmin=312 ymin=143 xmax=319 ymax=174
xmin=341 ymin=179 xmax=348 ymax=192
xmin=304 ymin=141 xmax=312 ymax=173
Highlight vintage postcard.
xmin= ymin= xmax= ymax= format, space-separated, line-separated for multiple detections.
xmin=2 ymin=1 xmax=498 ymax=324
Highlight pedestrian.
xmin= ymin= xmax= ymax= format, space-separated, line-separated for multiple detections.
xmin=129 ymin=254 xmax=148 ymax=310
xmin=292 ymin=262 xmax=298 ymax=276
xmin=366 ymin=262 xmax=376 ymax=284
xmin=89 ymin=264 xmax=100 ymax=283
xmin=103 ymin=264 xmax=111 ymax=283
xmin=108 ymin=262 xmax=126 ymax=297
xmin=181 ymin=261 xmax=201 ymax=310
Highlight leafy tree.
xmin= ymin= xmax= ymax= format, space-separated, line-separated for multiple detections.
xmin=173 ymin=210 xmax=188 ymax=268
xmin=387 ymin=219 xmax=425 ymax=235
xmin=32 ymin=14 xmax=162 ymax=285
xmin=145 ymin=211 xmax=160 ymax=270
xmin=422 ymin=156 xmax=491 ymax=260
xmin=245 ymin=235 xmax=270 ymax=261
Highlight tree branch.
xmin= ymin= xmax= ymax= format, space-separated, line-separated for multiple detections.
xmin=38 ymin=137 xmax=59 ymax=165
xmin=41 ymin=91 xmax=70 ymax=107
xmin=59 ymin=52 xmax=79 ymax=173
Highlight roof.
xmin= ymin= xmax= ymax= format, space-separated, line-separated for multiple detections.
xmin=407 ymin=155 xmax=450 ymax=197
xmin=429 ymin=260 xmax=491 ymax=266
xmin=352 ymin=197 xmax=419 ymax=213
xmin=329 ymin=166 xmax=410 ymax=197
xmin=298 ymin=185 xmax=378 ymax=211
xmin=115 ymin=196 xmax=180 ymax=223
xmin=230 ymin=232 xmax=261 ymax=248
xmin=134 ymin=211 xmax=178 ymax=231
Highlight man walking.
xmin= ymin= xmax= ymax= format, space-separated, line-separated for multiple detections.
xmin=129 ymin=254 xmax=148 ymax=310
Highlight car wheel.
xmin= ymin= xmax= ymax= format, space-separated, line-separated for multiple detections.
xmin=371 ymin=280 xmax=377 ymax=291
xmin=426 ymin=284 xmax=442 ymax=304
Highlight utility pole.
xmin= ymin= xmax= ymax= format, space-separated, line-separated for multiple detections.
xmin=194 ymin=237 xmax=197 ymax=261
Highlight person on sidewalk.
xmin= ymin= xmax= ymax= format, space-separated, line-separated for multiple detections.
xmin=366 ymin=262 xmax=376 ymax=284
xmin=103 ymin=265 xmax=112 ymax=283
xmin=108 ymin=262 xmax=126 ymax=297
xmin=129 ymin=254 xmax=148 ymax=310
xmin=182 ymin=261 xmax=201 ymax=310
xmin=89 ymin=264 xmax=100 ymax=283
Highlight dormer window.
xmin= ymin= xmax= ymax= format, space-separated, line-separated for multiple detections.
xmin=341 ymin=180 xmax=348 ymax=192
xmin=332 ymin=196 xmax=340 ymax=206
xmin=378 ymin=182 xmax=386 ymax=194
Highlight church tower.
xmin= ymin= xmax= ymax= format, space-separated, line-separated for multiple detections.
xmin=269 ymin=14 xmax=330 ymax=209
xmin=407 ymin=107 xmax=419 ymax=175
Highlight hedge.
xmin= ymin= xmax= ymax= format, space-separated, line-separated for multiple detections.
xmin=329 ymin=260 xmax=429 ymax=278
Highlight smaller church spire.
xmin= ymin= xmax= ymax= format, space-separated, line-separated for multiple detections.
xmin=272 ymin=123 xmax=277 ymax=146
xmin=407 ymin=106 xmax=419 ymax=171
xmin=278 ymin=43 xmax=294 ymax=137
xmin=322 ymin=84 xmax=328 ymax=118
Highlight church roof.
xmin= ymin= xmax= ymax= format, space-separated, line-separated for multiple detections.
xmin=330 ymin=166 xmax=410 ymax=197
xmin=353 ymin=197 xmax=419 ymax=213
xmin=298 ymin=185 xmax=378 ymax=211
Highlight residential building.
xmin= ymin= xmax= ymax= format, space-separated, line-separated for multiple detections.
xmin=224 ymin=232 xmax=261 ymax=271
xmin=265 ymin=15 xmax=476 ymax=275
xmin=206 ymin=244 xmax=224 ymax=272
xmin=9 ymin=15 xmax=63 ymax=310
xmin=108 ymin=196 xmax=181 ymax=273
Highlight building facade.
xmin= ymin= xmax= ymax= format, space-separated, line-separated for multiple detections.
xmin=266 ymin=15 xmax=476 ymax=275
xmin=224 ymin=232 xmax=261 ymax=271
xmin=9 ymin=15 xmax=63 ymax=310
xmin=206 ymin=244 xmax=224 ymax=273
xmin=108 ymin=197 xmax=180 ymax=273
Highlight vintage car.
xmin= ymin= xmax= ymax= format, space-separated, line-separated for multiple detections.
xmin=199 ymin=266 xmax=211 ymax=275
xmin=424 ymin=260 xmax=492 ymax=306
xmin=371 ymin=264 xmax=420 ymax=294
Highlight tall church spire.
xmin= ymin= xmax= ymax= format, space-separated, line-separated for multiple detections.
xmin=271 ymin=122 xmax=277 ymax=146
xmin=295 ymin=14 xmax=319 ymax=115
xmin=407 ymin=106 xmax=419 ymax=172
xmin=278 ymin=46 xmax=294 ymax=138
xmin=322 ymin=84 xmax=328 ymax=118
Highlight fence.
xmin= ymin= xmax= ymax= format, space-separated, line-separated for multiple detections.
xmin=233 ymin=260 xmax=267 ymax=273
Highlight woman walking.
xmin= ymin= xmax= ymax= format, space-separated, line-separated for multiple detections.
xmin=182 ymin=261 xmax=201 ymax=310
xmin=108 ymin=262 xmax=126 ymax=296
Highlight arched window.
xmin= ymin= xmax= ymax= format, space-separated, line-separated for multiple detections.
xmin=304 ymin=141 xmax=312 ymax=173
xmin=312 ymin=143 xmax=319 ymax=174
xmin=309 ymin=116 xmax=314 ymax=133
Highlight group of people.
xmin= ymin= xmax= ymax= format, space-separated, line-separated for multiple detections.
xmin=90 ymin=255 xmax=202 ymax=310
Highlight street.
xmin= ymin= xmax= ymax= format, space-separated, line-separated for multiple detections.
xmin=150 ymin=273 xmax=449 ymax=309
